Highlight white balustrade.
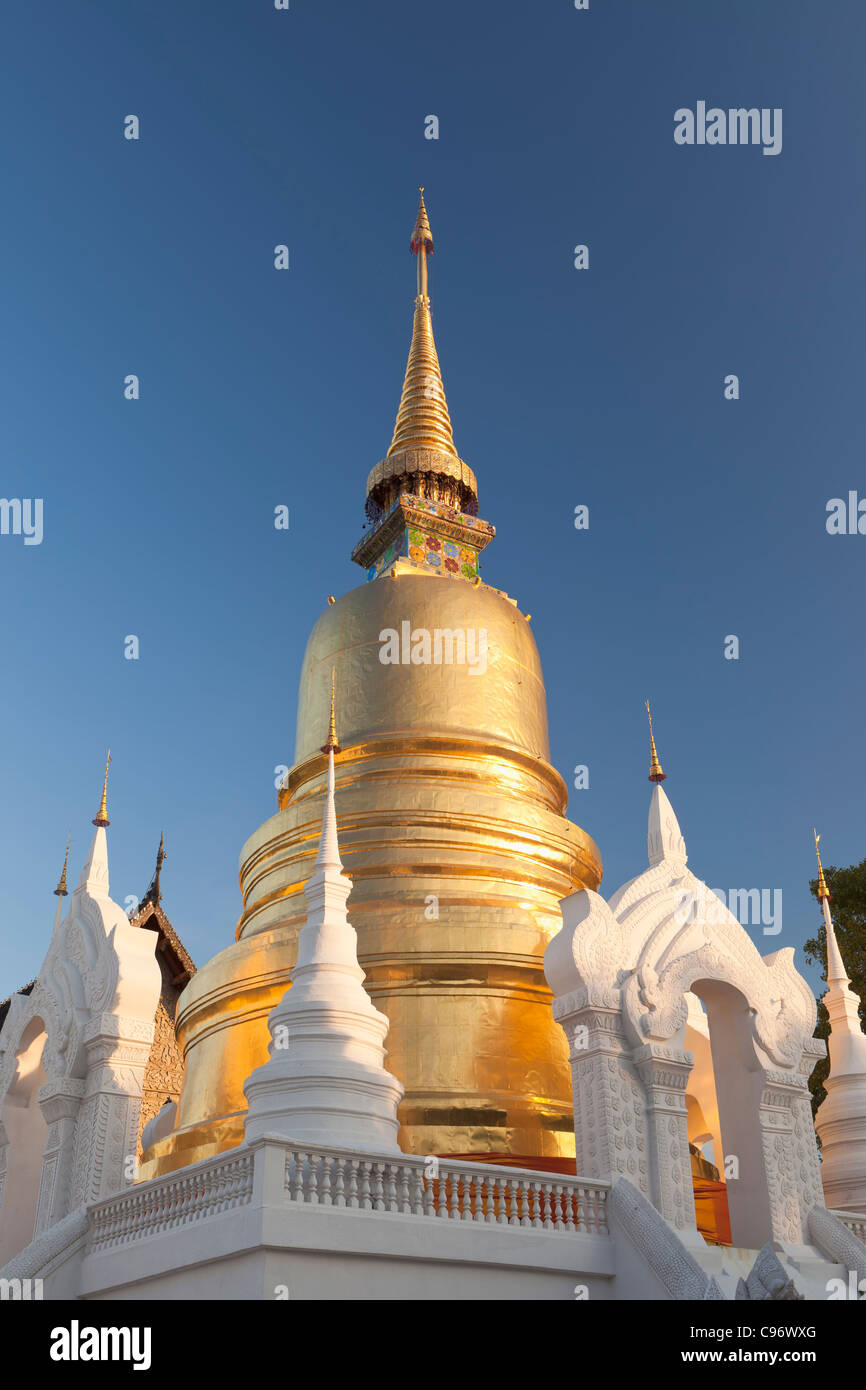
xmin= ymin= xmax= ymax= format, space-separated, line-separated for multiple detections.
xmin=280 ymin=1145 xmax=609 ymax=1235
xmin=88 ymin=1151 xmax=254 ymax=1252
xmin=831 ymin=1208 xmax=866 ymax=1244
xmin=85 ymin=1138 xmax=609 ymax=1252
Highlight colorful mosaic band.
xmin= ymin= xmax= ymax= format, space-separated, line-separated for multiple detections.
xmin=351 ymin=492 xmax=495 ymax=583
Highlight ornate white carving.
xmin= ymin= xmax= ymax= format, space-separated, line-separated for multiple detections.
xmin=648 ymin=784 xmax=687 ymax=868
xmin=734 ymin=1244 xmax=804 ymax=1300
xmin=0 ymin=827 xmax=162 ymax=1260
xmin=0 ymin=1206 xmax=89 ymax=1282
xmin=809 ymin=1206 xmax=866 ymax=1279
xmin=546 ymin=783 xmax=826 ymax=1249
xmin=609 ymin=1177 xmax=724 ymax=1299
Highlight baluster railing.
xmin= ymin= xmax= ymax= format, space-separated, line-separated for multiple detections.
xmin=359 ymin=1160 xmax=372 ymax=1211
xmin=421 ymin=1167 xmax=435 ymax=1218
xmin=87 ymin=1139 xmax=608 ymax=1251
xmin=347 ymin=1158 xmax=359 ymax=1209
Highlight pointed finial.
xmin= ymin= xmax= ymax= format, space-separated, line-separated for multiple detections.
xmin=153 ymin=830 xmax=166 ymax=903
xmin=92 ymin=749 xmax=112 ymax=827
xmin=410 ymin=187 xmax=434 ymax=256
xmin=54 ymin=837 xmax=71 ymax=897
xmin=364 ymin=188 xmax=477 ymax=521
xmin=645 ymin=701 xmax=666 ymax=783
xmin=321 ymin=668 xmax=341 ymax=755
xmin=814 ymin=830 xmax=851 ymax=991
xmin=814 ymin=829 xmax=831 ymax=902
xmin=135 ymin=830 xmax=167 ymax=913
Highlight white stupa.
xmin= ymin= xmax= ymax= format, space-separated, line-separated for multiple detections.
xmin=813 ymin=832 xmax=866 ymax=1213
xmin=243 ymin=674 xmax=404 ymax=1152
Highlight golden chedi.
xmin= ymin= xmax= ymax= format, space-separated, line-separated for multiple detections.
xmin=141 ymin=191 xmax=602 ymax=1181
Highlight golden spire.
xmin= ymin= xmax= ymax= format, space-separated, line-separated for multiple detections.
xmin=321 ymin=669 xmax=341 ymax=755
xmin=92 ymin=749 xmax=112 ymax=827
xmin=365 ymin=189 xmax=478 ymax=519
xmin=645 ymin=701 xmax=666 ymax=783
xmin=387 ymin=189 xmax=457 ymax=460
xmin=54 ymin=837 xmax=71 ymax=897
xmin=814 ymin=829 xmax=831 ymax=902
xmin=410 ymin=187 xmax=434 ymax=272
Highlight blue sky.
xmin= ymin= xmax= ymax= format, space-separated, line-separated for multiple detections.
xmin=1 ymin=0 xmax=864 ymax=994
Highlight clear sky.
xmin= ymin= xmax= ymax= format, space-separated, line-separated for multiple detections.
xmin=1 ymin=0 xmax=864 ymax=995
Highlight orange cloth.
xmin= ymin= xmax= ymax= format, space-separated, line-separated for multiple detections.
xmin=693 ymin=1179 xmax=732 ymax=1245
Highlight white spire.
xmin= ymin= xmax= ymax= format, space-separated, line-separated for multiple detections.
xmin=75 ymin=826 xmax=110 ymax=898
xmin=819 ymin=893 xmax=866 ymax=1076
xmin=813 ymin=843 xmax=866 ymax=1212
xmin=315 ymin=743 xmax=343 ymax=872
xmin=243 ymin=734 xmax=404 ymax=1153
xmin=823 ymin=894 xmax=851 ymax=992
xmin=648 ymin=784 xmax=687 ymax=869
xmin=73 ymin=754 xmax=113 ymax=898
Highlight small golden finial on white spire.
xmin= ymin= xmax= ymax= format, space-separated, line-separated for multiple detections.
xmin=54 ymin=837 xmax=71 ymax=897
xmin=814 ymin=829 xmax=849 ymax=988
xmin=93 ymin=749 xmax=112 ymax=827
xmin=316 ymin=670 xmax=343 ymax=871
xmin=646 ymin=701 xmax=666 ymax=783
xmin=321 ymin=669 xmax=341 ymax=755
xmin=814 ymin=828 xmax=831 ymax=902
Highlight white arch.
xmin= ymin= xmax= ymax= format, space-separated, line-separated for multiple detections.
xmin=0 ymin=1017 xmax=49 ymax=1264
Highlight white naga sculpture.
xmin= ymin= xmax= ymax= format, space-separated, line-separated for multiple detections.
xmin=0 ymin=762 xmax=162 ymax=1265
xmin=545 ymin=735 xmax=827 ymax=1253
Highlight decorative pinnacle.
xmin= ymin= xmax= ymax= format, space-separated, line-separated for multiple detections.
xmin=646 ymin=701 xmax=667 ymax=783
xmin=410 ymin=187 xmax=433 ymax=256
xmin=92 ymin=749 xmax=112 ymax=827
xmin=386 ymin=188 xmax=456 ymax=459
xmin=411 ymin=187 xmax=434 ymax=303
xmin=54 ymin=837 xmax=71 ymax=897
xmin=321 ymin=669 xmax=341 ymax=755
xmin=364 ymin=188 xmax=477 ymax=521
xmin=152 ymin=830 xmax=166 ymax=903
xmin=814 ymin=829 xmax=831 ymax=902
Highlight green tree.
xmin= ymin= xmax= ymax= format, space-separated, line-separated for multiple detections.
xmin=804 ymin=856 xmax=866 ymax=1121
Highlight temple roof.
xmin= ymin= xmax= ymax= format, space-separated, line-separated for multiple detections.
xmin=128 ymin=835 xmax=195 ymax=988
xmin=0 ymin=981 xmax=35 ymax=1039
xmin=129 ymin=898 xmax=195 ymax=989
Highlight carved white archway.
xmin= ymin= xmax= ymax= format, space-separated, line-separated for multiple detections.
xmin=545 ymin=784 xmax=826 ymax=1249
xmin=0 ymin=1017 xmax=48 ymax=1264
xmin=0 ymin=824 xmax=161 ymax=1263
